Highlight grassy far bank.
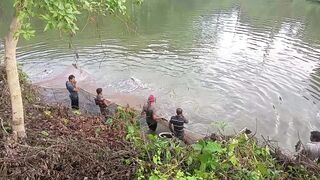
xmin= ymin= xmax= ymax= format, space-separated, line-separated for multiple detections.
xmin=1 ymin=66 xmax=320 ymax=179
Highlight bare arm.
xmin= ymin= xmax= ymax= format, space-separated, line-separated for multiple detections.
xmin=73 ymin=81 xmax=80 ymax=92
xmin=183 ymin=116 xmax=189 ymax=123
xmin=152 ymin=113 xmax=162 ymax=121
xmin=169 ymin=121 xmax=174 ymax=133
xmin=141 ymin=105 xmax=147 ymax=116
xmin=103 ymin=99 xmax=111 ymax=106
xmin=151 ymin=106 xmax=162 ymax=121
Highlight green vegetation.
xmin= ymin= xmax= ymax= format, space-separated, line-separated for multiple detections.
xmin=3 ymin=0 xmax=144 ymax=140
xmin=125 ymin=115 xmax=320 ymax=179
xmin=1 ymin=67 xmax=320 ymax=179
xmin=15 ymin=0 xmax=142 ymax=39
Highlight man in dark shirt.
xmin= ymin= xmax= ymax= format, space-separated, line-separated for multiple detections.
xmin=66 ymin=75 xmax=79 ymax=110
xmin=169 ymin=108 xmax=189 ymax=140
xmin=141 ymin=95 xmax=161 ymax=132
xmin=95 ymin=88 xmax=114 ymax=118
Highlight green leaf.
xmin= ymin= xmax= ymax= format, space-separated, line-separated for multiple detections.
xmin=57 ymin=21 xmax=64 ymax=28
xmin=127 ymin=125 xmax=134 ymax=134
xmin=15 ymin=0 xmax=142 ymax=40
xmin=40 ymin=15 xmax=49 ymax=21
xmin=203 ymin=141 xmax=223 ymax=153
xmin=73 ymin=110 xmax=81 ymax=115
xmin=228 ymin=139 xmax=239 ymax=152
xmin=57 ymin=2 xmax=64 ymax=10
xmin=62 ymin=118 xmax=69 ymax=125
xmin=149 ymin=174 xmax=159 ymax=180
xmin=186 ymin=177 xmax=197 ymax=180
xmin=22 ymin=33 xmax=29 ymax=40
xmin=74 ymin=10 xmax=81 ymax=15
xmin=257 ymin=163 xmax=268 ymax=176
xmin=165 ymin=149 xmax=171 ymax=161
xmin=187 ymin=156 xmax=193 ymax=166
xmin=95 ymin=127 xmax=101 ymax=135
xmin=106 ymin=118 xmax=113 ymax=124
xmin=192 ymin=143 xmax=203 ymax=152
xmin=229 ymin=155 xmax=239 ymax=166
xmin=199 ymin=153 xmax=211 ymax=162
xmin=44 ymin=110 xmax=51 ymax=116
xmin=44 ymin=24 xmax=50 ymax=32
xmin=152 ymin=156 xmax=158 ymax=164
xmin=41 ymin=130 xmax=49 ymax=137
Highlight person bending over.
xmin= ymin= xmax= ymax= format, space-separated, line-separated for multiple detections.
xmin=141 ymin=95 xmax=161 ymax=132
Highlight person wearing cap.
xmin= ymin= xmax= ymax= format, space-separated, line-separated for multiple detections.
xmin=141 ymin=95 xmax=161 ymax=132
xmin=169 ymin=108 xmax=189 ymax=140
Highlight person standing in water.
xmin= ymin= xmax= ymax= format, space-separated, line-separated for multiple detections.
xmin=66 ymin=75 xmax=80 ymax=110
xmin=169 ymin=108 xmax=189 ymax=140
xmin=141 ymin=95 xmax=161 ymax=132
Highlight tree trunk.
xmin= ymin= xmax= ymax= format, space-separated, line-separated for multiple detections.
xmin=4 ymin=15 xmax=26 ymax=139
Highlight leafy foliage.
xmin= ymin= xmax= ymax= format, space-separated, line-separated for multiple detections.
xmin=1 ymin=66 xmax=319 ymax=179
xmin=13 ymin=0 xmax=142 ymax=39
xmin=126 ymin=122 xmax=320 ymax=179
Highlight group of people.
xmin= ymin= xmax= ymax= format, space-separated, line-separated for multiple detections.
xmin=141 ymin=95 xmax=189 ymax=140
xmin=65 ymin=74 xmax=189 ymax=141
xmin=65 ymin=74 xmax=320 ymax=161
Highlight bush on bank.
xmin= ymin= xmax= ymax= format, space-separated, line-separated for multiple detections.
xmin=124 ymin=112 xmax=320 ymax=179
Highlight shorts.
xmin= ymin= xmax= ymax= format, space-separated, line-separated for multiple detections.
xmin=174 ymin=131 xmax=184 ymax=140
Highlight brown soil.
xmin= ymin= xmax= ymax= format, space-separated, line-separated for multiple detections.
xmin=0 ymin=66 xmax=138 ymax=179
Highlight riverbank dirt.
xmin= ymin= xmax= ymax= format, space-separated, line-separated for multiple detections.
xmin=0 ymin=66 xmax=137 ymax=179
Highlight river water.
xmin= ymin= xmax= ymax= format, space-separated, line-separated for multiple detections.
xmin=1 ymin=0 xmax=320 ymax=150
